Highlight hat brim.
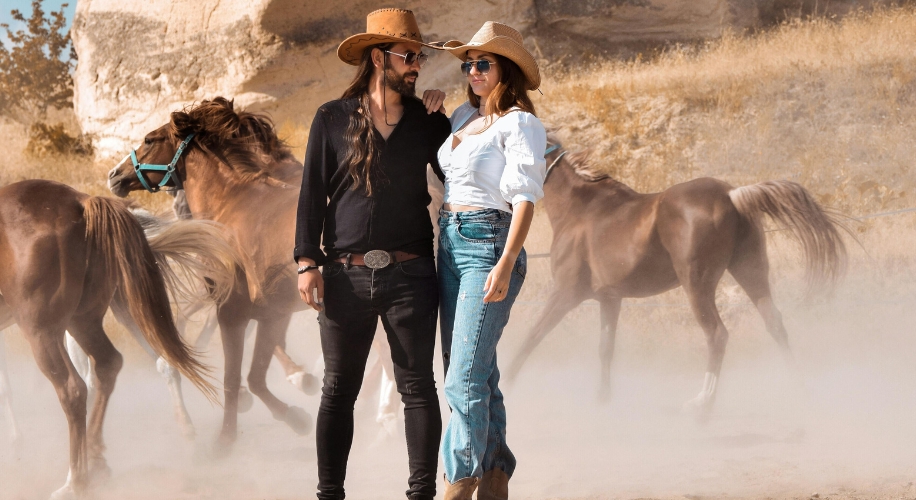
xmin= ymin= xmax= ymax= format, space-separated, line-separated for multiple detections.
xmin=337 ymin=34 xmax=442 ymax=66
xmin=443 ymin=37 xmax=540 ymax=90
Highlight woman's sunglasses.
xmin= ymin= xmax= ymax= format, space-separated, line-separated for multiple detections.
xmin=385 ymin=50 xmax=429 ymax=67
xmin=460 ymin=60 xmax=494 ymax=76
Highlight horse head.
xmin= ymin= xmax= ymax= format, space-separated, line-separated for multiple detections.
xmin=108 ymin=97 xmax=298 ymax=198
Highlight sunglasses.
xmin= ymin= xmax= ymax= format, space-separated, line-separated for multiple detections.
xmin=385 ymin=50 xmax=429 ymax=67
xmin=460 ymin=59 xmax=495 ymax=76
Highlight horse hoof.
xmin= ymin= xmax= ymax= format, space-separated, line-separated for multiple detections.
xmin=211 ymin=434 xmax=235 ymax=459
xmin=282 ymin=406 xmax=312 ymax=436
xmin=237 ymin=386 xmax=254 ymax=413
xmin=597 ymin=385 xmax=613 ymax=404
xmin=89 ymin=458 xmax=111 ymax=485
xmin=180 ymin=424 xmax=196 ymax=441
xmin=681 ymin=396 xmax=712 ymax=423
xmin=49 ymin=484 xmax=79 ymax=500
xmin=287 ymin=370 xmax=320 ymax=396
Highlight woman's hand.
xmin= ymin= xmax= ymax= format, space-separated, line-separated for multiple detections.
xmin=422 ymin=89 xmax=447 ymax=114
xmin=483 ymin=257 xmax=515 ymax=303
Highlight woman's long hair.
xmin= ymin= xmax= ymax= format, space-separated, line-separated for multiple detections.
xmin=467 ymin=53 xmax=536 ymax=132
xmin=340 ymin=43 xmax=391 ymax=196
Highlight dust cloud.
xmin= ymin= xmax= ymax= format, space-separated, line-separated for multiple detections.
xmin=1 ymin=223 xmax=915 ymax=500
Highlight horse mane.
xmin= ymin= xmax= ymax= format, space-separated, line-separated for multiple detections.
xmin=168 ymin=97 xmax=297 ymax=185
xmin=565 ymin=150 xmax=613 ymax=182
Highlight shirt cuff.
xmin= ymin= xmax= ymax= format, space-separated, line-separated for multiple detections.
xmin=511 ymin=193 xmax=538 ymax=206
xmin=293 ymin=244 xmax=327 ymax=265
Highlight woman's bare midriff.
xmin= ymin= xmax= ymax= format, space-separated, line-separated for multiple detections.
xmin=443 ymin=203 xmax=486 ymax=212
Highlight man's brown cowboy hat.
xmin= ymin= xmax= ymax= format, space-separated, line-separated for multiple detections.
xmin=443 ymin=22 xmax=541 ymax=91
xmin=337 ymin=8 xmax=441 ymax=65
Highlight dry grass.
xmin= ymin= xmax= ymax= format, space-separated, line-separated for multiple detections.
xmin=539 ymin=6 xmax=916 ymax=218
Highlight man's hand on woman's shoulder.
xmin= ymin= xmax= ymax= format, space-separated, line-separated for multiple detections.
xmin=422 ymin=89 xmax=446 ymax=115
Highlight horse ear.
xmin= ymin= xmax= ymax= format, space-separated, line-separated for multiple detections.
xmin=170 ymin=110 xmax=202 ymax=137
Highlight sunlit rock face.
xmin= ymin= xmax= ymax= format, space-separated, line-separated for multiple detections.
xmin=71 ymin=0 xmax=893 ymax=157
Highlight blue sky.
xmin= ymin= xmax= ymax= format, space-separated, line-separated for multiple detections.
xmin=1 ymin=0 xmax=75 ymax=47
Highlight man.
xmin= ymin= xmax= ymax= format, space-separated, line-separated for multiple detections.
xmin=293 ymin=8 xmax=450 ymax=500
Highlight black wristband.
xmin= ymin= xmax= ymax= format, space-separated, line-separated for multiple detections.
xmin=297 ymin=265 xmax=319 ymax=274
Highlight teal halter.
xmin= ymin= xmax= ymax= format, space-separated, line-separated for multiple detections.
xmin=130 ymin=133 xmax=195 ymax=193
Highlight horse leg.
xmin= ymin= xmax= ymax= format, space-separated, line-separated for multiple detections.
xmin=66 ymin=312 xmax=123 ymax=484
xmin=597 ymin=296 xmax=622 ymax=403
xmin=111 ymin=294 xmax=196 ymax=440
xmin=0 ymin=332 xmax=21 ymax=445
xmin=273 ymin=341 xmax=319 ymax=396
xmin=505 ymin=288 xmax=585 ymax=383
xmin=248 ymin=314 xmax=312 ymax=435
xmin=728 ymin=230 xmax=802 ymax=390
xmin=194 ymin=306 xmax=219 ymax=352
xmin=22 ymin=325 xmax=88 ymax=499
xmin=214 ymin=297 xmax=252 ymax=456
xmin=64 ymin=333 xmax=96 ymax=409
xmin=681 ymin=284 xmax=730 ymax=416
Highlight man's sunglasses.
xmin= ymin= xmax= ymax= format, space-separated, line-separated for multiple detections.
xmin=460 ymin=60 xmax=494 ymax=76
xmin=385 ymin=50 xmax=429 ymax=67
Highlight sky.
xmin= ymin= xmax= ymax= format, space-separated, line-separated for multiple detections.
xmin=1 ymin=0 xmax=75 ymax=47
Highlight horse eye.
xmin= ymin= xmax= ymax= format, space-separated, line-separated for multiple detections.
xmin=143 ymin=137 xmax=154 ymax=145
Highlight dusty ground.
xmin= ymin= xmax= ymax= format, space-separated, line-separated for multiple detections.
xmin=2 ymin=214 xmax=915 ymax=500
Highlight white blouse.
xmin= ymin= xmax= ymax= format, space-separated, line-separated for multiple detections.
xmin=438 ymin=101 xmax=547 ymax=212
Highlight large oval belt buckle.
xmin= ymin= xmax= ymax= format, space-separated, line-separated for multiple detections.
xmin=363 ymin=250 xmax=392 ymax=269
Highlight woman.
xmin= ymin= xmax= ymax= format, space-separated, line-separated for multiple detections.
xmin=437 ymin=22 xmax=547 ymax=500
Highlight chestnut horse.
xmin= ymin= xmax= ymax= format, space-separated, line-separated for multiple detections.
xmin=107 ymin=98 xmax=315 ymax=452
xmin=507 ymin=145 xmax=847 ymax=414
xmin=0 ymin=179 xmax=217 ymax=499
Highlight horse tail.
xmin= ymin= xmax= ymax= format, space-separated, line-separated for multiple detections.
xmin=140 ymin=215 xmax=239 ymax=307
xmin=83 ymin=197 xmax=218 ymax=403
xmin=729 ymin=180 xmax=848 ymax=292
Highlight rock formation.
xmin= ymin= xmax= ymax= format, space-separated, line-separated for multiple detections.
xmin=71 ymin=0 xmax=900 ymax=157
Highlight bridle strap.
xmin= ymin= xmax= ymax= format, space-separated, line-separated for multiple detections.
xmin=130 ymin=133 xmax=195 ymax=193
xmin=546 ymin=150 xmax=568 ymax=174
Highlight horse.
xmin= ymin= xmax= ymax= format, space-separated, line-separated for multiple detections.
xmin=506 ymin=144 xmax=847 ymax=415
xmin=106 ymin=97 xmax=320 ymax=453
xmin=0 ymin=179 xmax=219 ymax=499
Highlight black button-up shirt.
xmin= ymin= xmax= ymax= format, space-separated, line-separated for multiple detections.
xmin=294 ymin=97 xmax=450 ymax=265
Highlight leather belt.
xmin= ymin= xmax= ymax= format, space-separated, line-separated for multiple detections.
xmin=334 ymin=250 xmax=421 ymax=269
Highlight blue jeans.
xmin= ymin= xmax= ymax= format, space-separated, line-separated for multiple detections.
xmin=438 ymin=208 xmax=526 ymax=482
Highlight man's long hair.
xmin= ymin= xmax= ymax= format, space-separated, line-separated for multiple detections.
xmin=340 ymin=43 xmax=391 ymax=196
xmin=468 ymin=54 xmax=536 ymax=132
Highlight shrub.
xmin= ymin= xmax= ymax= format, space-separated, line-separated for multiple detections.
xmin=0 ymin=0 xmax=76 ymax=123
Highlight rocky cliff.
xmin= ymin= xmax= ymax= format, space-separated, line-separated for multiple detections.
xmin=71 ymin=0 xmax=898 ymax=157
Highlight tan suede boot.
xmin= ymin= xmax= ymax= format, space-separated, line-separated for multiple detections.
xmin=477 ymin=468 xmax=509 ymax=500
xmin=443 ymin=476 xmax=479 ymax=500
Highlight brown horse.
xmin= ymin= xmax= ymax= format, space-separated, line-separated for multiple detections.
xmin=107 ymin=97 xmax=314 ymax=453
xmin=0 ymin=179 xmax=218 ymax=499
xmin=506 ymin=145 xmax=847 ymax=414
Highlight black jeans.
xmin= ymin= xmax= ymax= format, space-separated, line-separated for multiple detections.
xmin=316 ymin=256 xmax=442 ymax=500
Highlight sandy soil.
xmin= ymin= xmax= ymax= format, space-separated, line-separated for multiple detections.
xmin=1 ymin=259 xmax=915 ymax=500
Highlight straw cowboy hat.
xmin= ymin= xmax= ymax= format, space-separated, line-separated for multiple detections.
xmin=443 ymin=21 xmax=541 ymax=90
xmin=337 ymin=8 xmax=441 ymax=65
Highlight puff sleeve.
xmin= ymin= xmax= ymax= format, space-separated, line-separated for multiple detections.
xmin=499 ymin=111 xmax=547 ymax=206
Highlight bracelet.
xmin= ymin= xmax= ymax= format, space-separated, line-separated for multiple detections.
xmin=297 ymin=265 xmax=319 ymax=274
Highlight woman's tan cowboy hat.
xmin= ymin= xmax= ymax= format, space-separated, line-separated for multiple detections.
xmin=337 ymin=8 xmax=441 ymax=65
xmin=443 ymin=21 xmax=540 ymax=91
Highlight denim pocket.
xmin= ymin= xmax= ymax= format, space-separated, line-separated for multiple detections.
xmin=456 ymin=220 xmax=497 ymax=243
xmin=398 ymin=256 xmax=436 ymax=278
xmin=322 ymin=261 xmax=344 ymax=278
xmin=514 ymin=258 xmax=527 ymax=279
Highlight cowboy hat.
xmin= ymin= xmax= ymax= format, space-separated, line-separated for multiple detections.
xmin=443 ymin=21 xmax=540 ymax=91
xmin=338 ymin=8 xmax=441 ymax=65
